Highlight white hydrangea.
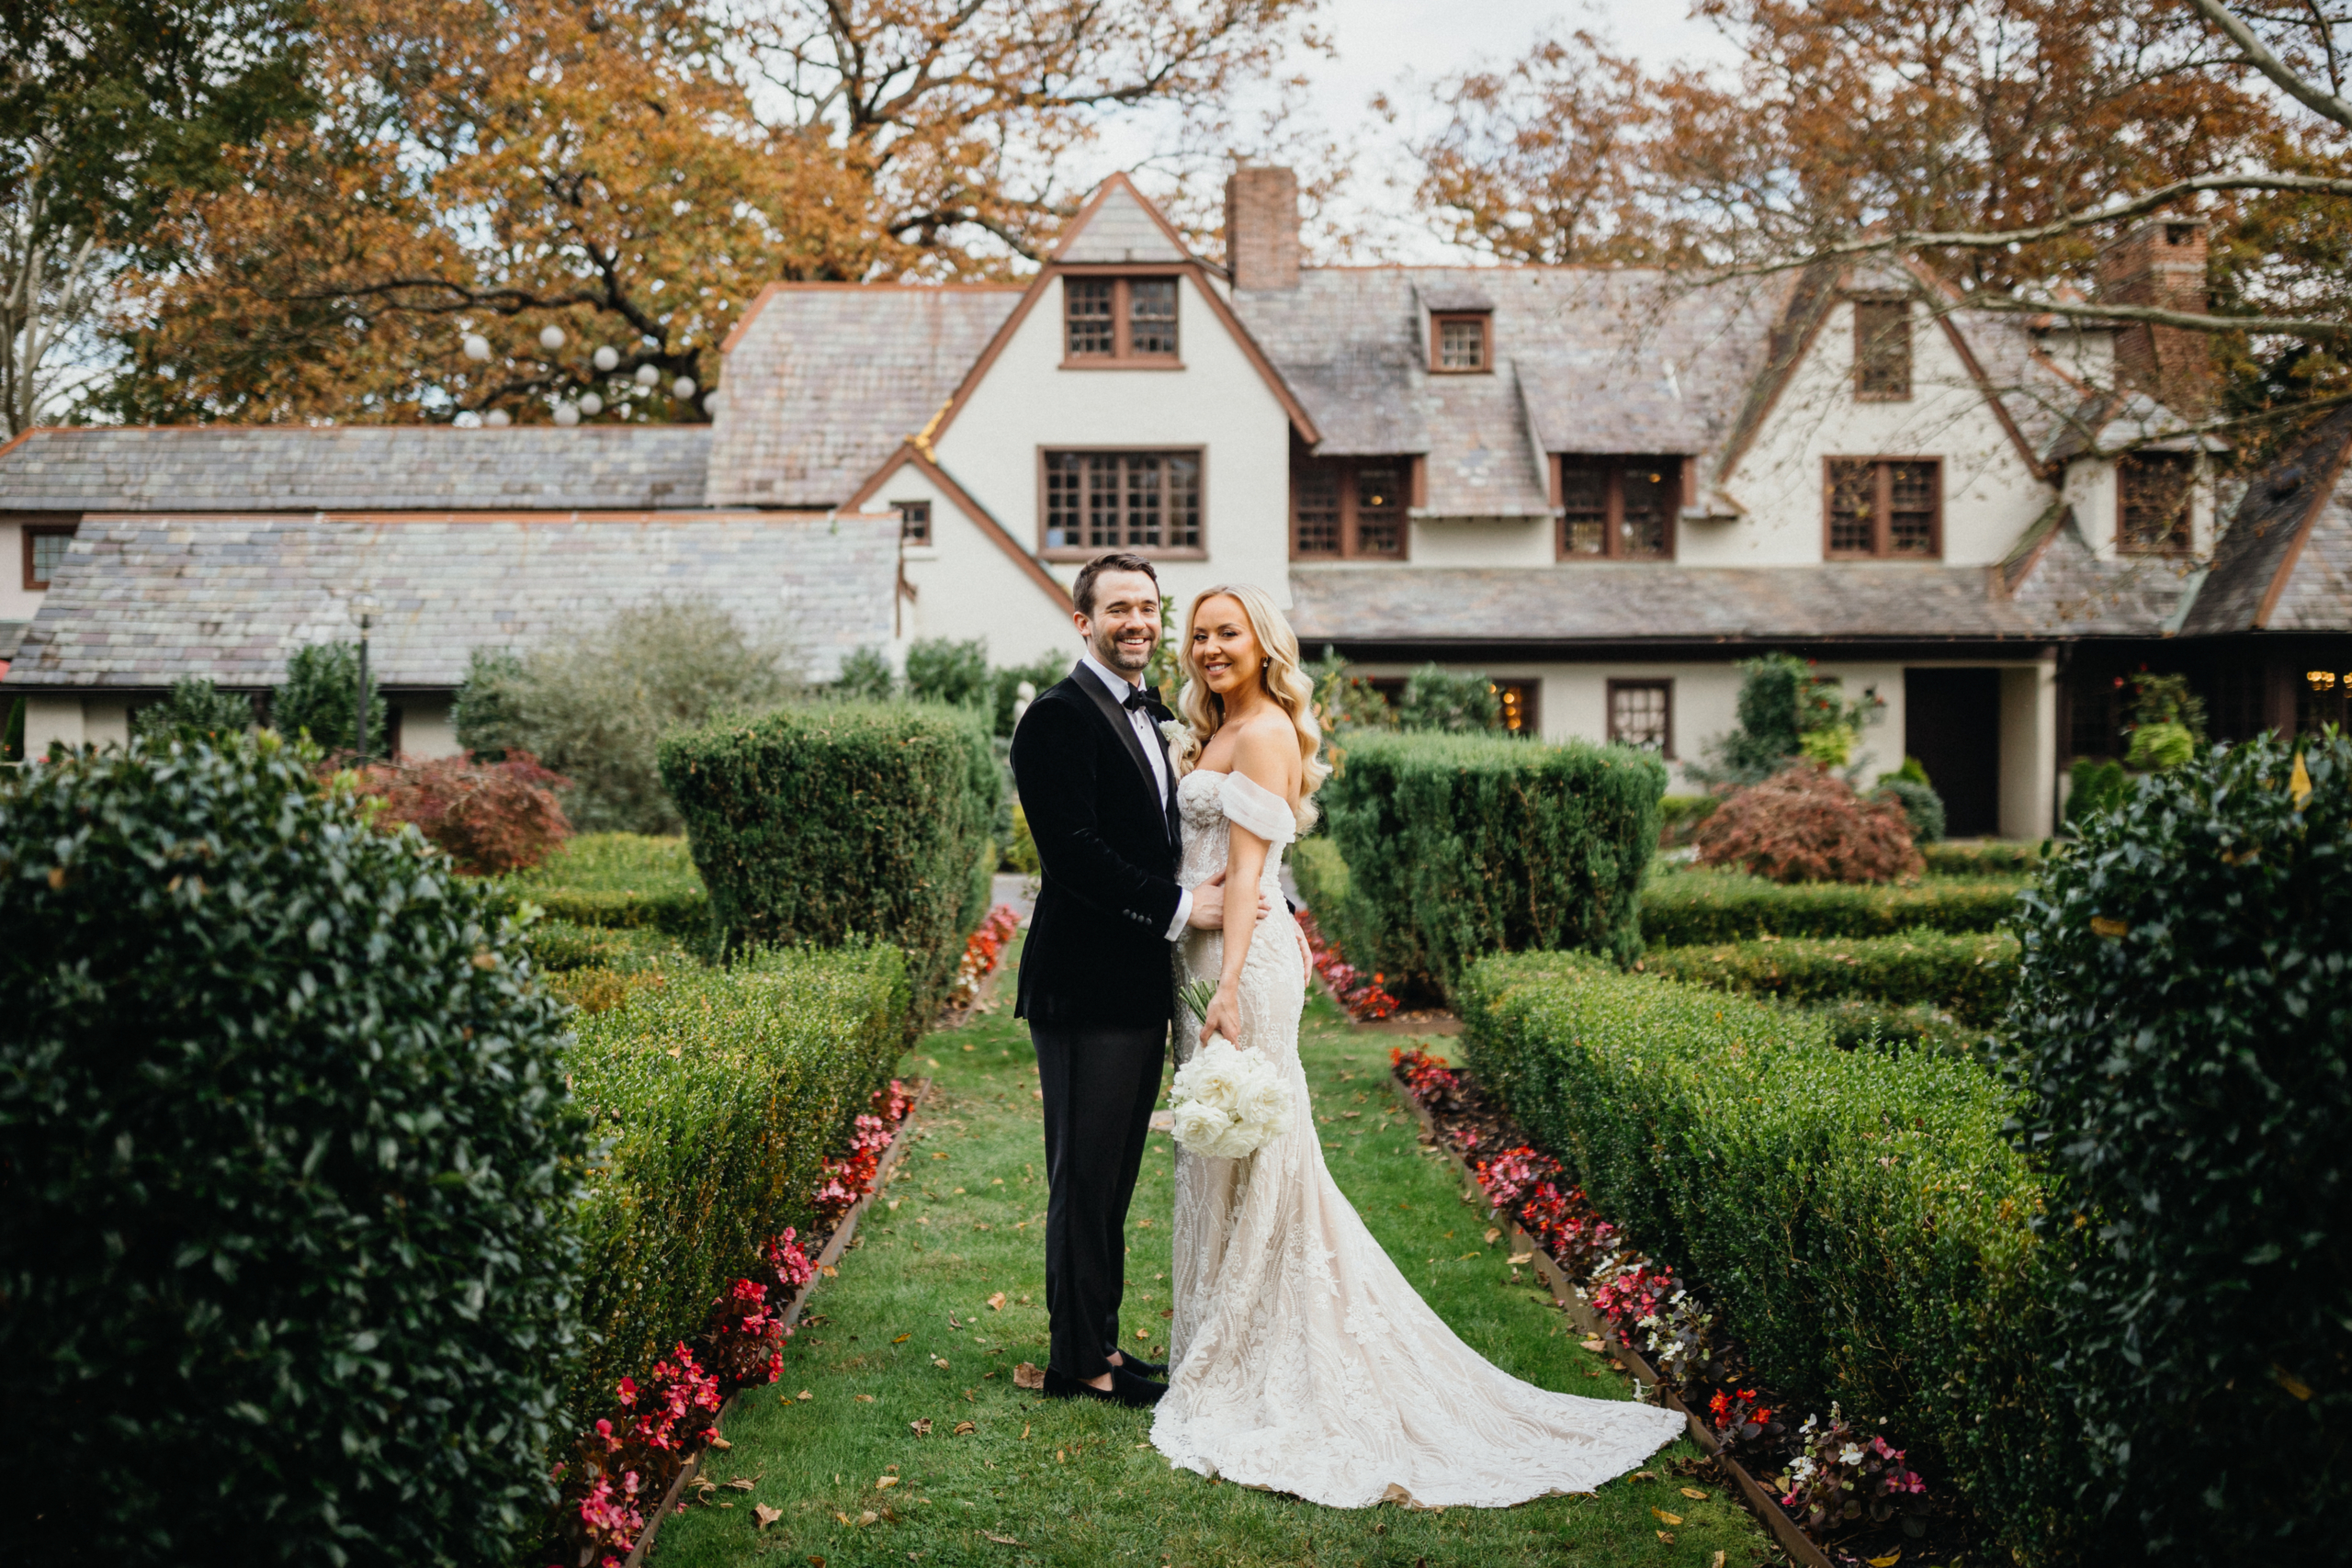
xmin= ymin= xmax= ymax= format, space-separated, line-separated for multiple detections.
xmin=1168 ymin=1036 xmax=1294 ymax=1160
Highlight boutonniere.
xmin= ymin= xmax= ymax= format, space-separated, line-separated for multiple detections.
xmin=1158 ymin=718 xmax=1191 ymax=746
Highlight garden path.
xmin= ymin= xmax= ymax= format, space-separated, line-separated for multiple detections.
xmin=649 ymin=950 xmax=1776 ymax=1568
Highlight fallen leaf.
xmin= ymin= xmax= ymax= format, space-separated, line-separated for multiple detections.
xmin=987 ymin=1292 xmax=1007 ymax=1310
xmin=1509 ymin=1251 xmax=1533 ymax=1266
xmin=797 ymin=1390 xmax=814 ymax=1402
xmin=1057 ymin=1449 xmax=1067 ymax=1463
xmin=2090 ymin=916 xmax=2129 ymax=939
xmin=1866 ymin=1552 xmax=1903 ymax=1567
xmin=754 ymin=1504 xmax=783 ymax=1529
xmin=835 ymin=1512 xmax=853 ymax=1526
xmin=893 ymin=1334 xmax=910 ymax=1344
xmin=1580 ymin=1338 xmax=1606 ymax=1353
xmin=1484 ymin=1227 xmax=1501 ymax=1245
xmin=949 ymin=1314 xmax=963 ymax=1329
xmin=1159 ymin=1307 xmax=1173 ymax=1319
xmin=809 ymin=1557 xmax=826 ymax=1566
xmin=855 ymin=1393 xmax=876 ymax=1404
xmin=2274 ymin=1364 xmax=2314 ymax=1401
xmin=1679 ymin=1486 xmax=1709 ymax=1500
xmin=858 ymin=1510 xmax=878 ymax=1526
xmin=953 ymin=1419 xmax=976 ymax=1436
xmin=983 ymin=1532 xmax=1025 ymax=1546
xmin=2290 ymin=750 xmax=2312 ymax=807
xmin=1020 ymin=1423 xmax=1031 ymax=1438
xmin=709 ymin=1436 xmax=733 ymax=1450
xmin=1631 ymin=1470 xmax=1657 ymax=1483
xmin=1653 ymin=1508 xmax=1683 ymax=1526
xmin=1657 ymin=1531 xmax=1676 ymax=1544
xmin=932 ymin=1357 xmax=950 ymax=1370
xmin=1712 ymin=1554 xmax=1726 ymax=1568
xmin=821 ymin=1264 xmax=839 ymax=1277
xmin=876 ymin=1476 xmax=899 ymax=1490
xmin=910 ymin=1417 xmax=933 ymax=1437
xmin=727 ymin=1477 xmax=757 ymax=1492
xmin=1013 ymin=1362 xmax=1046 ymax=1390
xmin=1133 ymin=1327 xmax=1148 ymax=1340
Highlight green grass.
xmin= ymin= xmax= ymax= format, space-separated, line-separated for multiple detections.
xmin=649 ymin=945 xmax=1775 ymax=1568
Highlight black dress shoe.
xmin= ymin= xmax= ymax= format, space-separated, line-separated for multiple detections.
xmin=1110 ymin=1352 xmax=1168 ymax=1380
xmin=1042 ymin=1364 xmax=1166 ymax=1407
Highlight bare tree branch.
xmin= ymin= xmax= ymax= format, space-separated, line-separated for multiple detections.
xmin=2188 ymin=0 xmax=2352 ymax=130
xmin=1953 ymin=292 xmax=2352 ymax=340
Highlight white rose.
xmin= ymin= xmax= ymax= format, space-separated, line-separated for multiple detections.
xmin=1238 ymin=1074 xmax=1291 ymax=1135
xmin=1170 ymin=1100 xmax=1231 ymax=1152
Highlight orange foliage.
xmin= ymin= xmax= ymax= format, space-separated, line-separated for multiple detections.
xmin=1695 ymin=765 xmax=1922 ymax=886
xmin=358 ymin=750 xmax=572 ymax=875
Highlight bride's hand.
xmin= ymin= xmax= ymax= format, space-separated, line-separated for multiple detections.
xmin=1200 ymin=983 xmax=1243 ymax=1046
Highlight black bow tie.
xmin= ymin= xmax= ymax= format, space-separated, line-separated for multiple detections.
xmin=1122 ymin=687 xmax=1154 ymax=714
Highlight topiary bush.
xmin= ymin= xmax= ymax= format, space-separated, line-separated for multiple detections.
xmin=2004 ymin=731 xmax=2351 ymax=1558
xmin=1318 ymin=730 xmax=1664 ymax=996
xmin=1696 ymin=763 xmax=1922 ymax=883
xmin=1641 ymin=925 xmax=2018 ymax=1025
xmin=659 ymin=701 xmax=997 ymax=1026
xmin=0 ymin=733 xmax=587 ymax=1565
xmin=1639 ymin=867 xmax=2021 ymax=945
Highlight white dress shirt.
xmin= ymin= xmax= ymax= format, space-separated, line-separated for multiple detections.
xmin=1077 ymin=652 xmax=1193 ymax=941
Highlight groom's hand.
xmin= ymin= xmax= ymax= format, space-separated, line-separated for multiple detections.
xmin=1185 ymin=870 xmax=1273 ymax=931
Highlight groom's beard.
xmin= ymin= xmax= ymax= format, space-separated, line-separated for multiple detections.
xmin=1089 ymin=625 xmax=1156 ymax=677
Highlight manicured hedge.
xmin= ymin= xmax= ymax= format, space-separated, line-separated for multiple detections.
xmin=1642 ymin=926 xmax=2018 ymax=1025
xmin=1 ymin=734 xmax=587 ymax=1565
xmin=1918 ymin=840 xmax=2041 ymax=876
xmin=1640 ymin=866 xmax=2020 ymax=945
xmin=561 ymin=943 xmax=910 ymax=1413
xmin=659 ymin=703 xmax=997 ymax=1025
xmin=1456 ymin=955 xmax=2072 ymax=1560
xmin=506 ymin=829 xmax=712 ymax=935
xmin=1319 ymin=730 xmax=1665 ymax=994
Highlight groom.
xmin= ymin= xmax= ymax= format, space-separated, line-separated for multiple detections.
xmin=1011 ymin=551 xmax=1250 ymax=1408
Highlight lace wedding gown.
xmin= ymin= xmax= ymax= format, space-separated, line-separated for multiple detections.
xmin=1149 ymin=768 xmax=1687 ymax=1508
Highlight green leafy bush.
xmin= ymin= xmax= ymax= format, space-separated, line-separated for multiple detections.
xmin=1919 ymin=840 xmax=2041 ymax=876
xmin=505 ymin=831 xmax=711 ymax=934
xmin=905 ymin=637 xmax=990 ymax=710
xmin=1641 ymin=926 xmax=2018 ymax=1025
xmin=1871 ymin=776 xmax=1947 ymax=843
xmin=991 ymin=652 xmax=1069 ymax=738
xmin=130 ymin=676 xmax=255 ymax=742
xmin=1697 ymin=651 xmax=1884 ymax=785
xmin=453 ymin=647 xmax=529 ymax=761
xmin=274 ymin=640 xmax=387 ymax=755
xmin=1657 ymin=793 xmax=1718 ymax=845
xmin=1640 ymin=866 xmax=2019 ymax=945
xmin=0 ymin=733 xmax=586 ymax=1564
xmin=1308 ymin=647 xmax=1401 ymax=732
xmin=833 ymin=645 xmax=896 ymax=701
xmin=1318 ymin=730 xmax=1664 ymax=995
xmin=659 ymin=702 xmax=997 ymax=1025
xmin=1455 ymin=956 xmax=2069 ymax=1559
xmin=563 ymin=943 xmax=909 ymax=1411
xmin=1396 ymin=662 xmax=1500 ymax=733
xmin=2004 ymin=731 xmax=2351 ymax=1557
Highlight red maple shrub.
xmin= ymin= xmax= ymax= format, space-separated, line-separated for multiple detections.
xmin=356 ymin=750 xmax=571 ymax=874
xmin=1694 ymin=764 xmax=1921 ymax=885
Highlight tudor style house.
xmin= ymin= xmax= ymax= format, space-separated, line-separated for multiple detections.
xmin=5 ymin=169 xmax=2349 ymax=837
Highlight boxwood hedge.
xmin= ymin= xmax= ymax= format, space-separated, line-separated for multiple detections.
xmin=1640 ymin=866 xmax=2021 ymax=945
xmin=2003 ymin=731 xmax=2350 ymax=1557
xmin=659 ymin=703 xmax=997 ymax=1026
xmin=0 ymin=735 xmax=588 ymax=1566
xmin=504 ymin=829 xmax=712 ymax=936
xmin=1455 ymin=955 xmax=2075 ymax=1561
xmin=1318 ymin=730 xmax=1665 ymax=994
xmin=562 ymin=943 xmax=909 ymax=1412
xmin=1641 ymin=926 xmax=2018 ymax=1025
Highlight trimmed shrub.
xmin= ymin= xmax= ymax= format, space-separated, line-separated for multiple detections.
xmin=274 ymin=639 xmax=387 ymax=755
xmin=1658 ymin=792 xmax=1718 ymax=846
xmin=1871 ymin=776 xmax=1947 ymax=843
xmin=506 ymin=831 xmax=710 ymax=935
xmin=1640 ymin=866 xmax=2019 ymax=945
xmin=1641 ymin=926 xmax=2018 ymax=1025
xmin=1696 ymin=763 xmax=1922 ymax=883
xmin=2004 ymin=731 xmax=2352 ymax=1557
xmin=1455 ymin=956 xmax=2069 ymax=1559
xmin=834 ymin=644 xmax=895 ymax=700
xmin=356 ymin=750 xmax=572 ymax=874
xmin=2063 ymin=757 xmax=2130 ymax=834
xmin=130 ymin=675 xmax=255 ymax=742
xmin=452 ymin=646 xmax=529 ymax=761
xmin=904 ymin=637 xmax=990 ymax=710
xmin=1396 ymin=662 xmax=1499 ymax=732
xmin=0 ymin=733 xmax=587 ymax=1564
xmin=1319 ymin=730 xmax=1664 ymax=995
xmin=659 ymin=702 xmax=998 ymax=1024
xmin=1810 ymin=996 xmax=1985 ymax=1057
xmin=563 ymin=943 xmax=909 ymax=1413
xmin=1919 ymin=840 xmax=2041 ymax=876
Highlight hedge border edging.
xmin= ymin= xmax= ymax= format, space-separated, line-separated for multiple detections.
xmin=618 ymin=1077 xmax=933 ymax=1568
xmin=1385 ymin=1069 xmax=1833 ymax=1568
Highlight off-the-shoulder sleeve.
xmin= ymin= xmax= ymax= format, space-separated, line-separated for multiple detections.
xmin=1219 ymin=769 xmax=1297 ymax=846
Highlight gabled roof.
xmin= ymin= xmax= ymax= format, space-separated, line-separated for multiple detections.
xmin=842 ymin=445 xmax=1074 ymax=614
xmin=2 ymin=512 xmax=898 ymax=690
xmin=0 ymin=424 xmax=712 ymax=512
xmin=707 ymin=284 xmax=1024 ymax=508
xmin=2041 ymin=389 xmax=2225 ymax=466
xmin=2000 ymin=508 xmax=2205 ymax=636
xmin=1051 ymin=174 xmax=1195 ymax=264
xmin=2181 ymin=407 xmax=2352 ymax=635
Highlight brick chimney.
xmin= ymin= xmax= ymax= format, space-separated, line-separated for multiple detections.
xmin=1225 ymin=165 xmax=1300 ymax=290
xmin=2096 ymin=218 xmax=2213 ymax=421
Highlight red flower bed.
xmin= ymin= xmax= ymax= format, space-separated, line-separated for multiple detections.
xmin=1303 ymin=910 xmax=1399 ymax=1021
xmin=543 ymin=1077 xmax=915 ymax=1567
xmin=947 ymin=904 xmax=1023 ymax=1010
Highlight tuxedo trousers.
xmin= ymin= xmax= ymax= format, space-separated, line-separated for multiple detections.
xmin=1032 ymin=1020 xmax=1167 ymax=1381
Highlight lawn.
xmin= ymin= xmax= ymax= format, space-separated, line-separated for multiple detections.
xmin=649 ymin=945 xmax=1778 ymax=1568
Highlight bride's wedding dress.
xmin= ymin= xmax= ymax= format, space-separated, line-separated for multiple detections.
xmin=1150 ymin=767 xmax=1686 ymax=1507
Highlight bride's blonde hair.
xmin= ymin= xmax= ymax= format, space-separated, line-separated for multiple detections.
xmin=1170 ymin=582 xmax=1331 ymax=829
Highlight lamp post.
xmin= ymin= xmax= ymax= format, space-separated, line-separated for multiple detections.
xmin=350 ymin=591 xmax=378 ymax=763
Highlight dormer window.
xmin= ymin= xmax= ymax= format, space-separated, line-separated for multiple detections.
xmin=1430 ymin=312 xmax=1490 ymax=373
xmin=1853 ymin=297 xmax=1912 ymax=400
xmin=1064 ymin=276 xmax=1181 ymax=364
xmin=2118 ymin=452 xmax=2194 ymax=555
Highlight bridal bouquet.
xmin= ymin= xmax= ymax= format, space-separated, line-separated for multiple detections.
xmin=1167 ymin=979 xmax=1293 ymax=1159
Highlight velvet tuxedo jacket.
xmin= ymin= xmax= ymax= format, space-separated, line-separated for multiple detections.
xmin=1009 ymin=666 xmax=1185 ymax=1028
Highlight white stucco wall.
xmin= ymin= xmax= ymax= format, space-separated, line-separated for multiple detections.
xmin=1407 ymin=516 xmax=1554 ymax=568
xmin=932 ymin=271 xmax=1296 ymax=614
xmin=1998 ymin=660 xmax=2059 ymax=839
xmin=0 ymin=521 xmax=43 ymax=623
xmin=1704 ymin=299 xmax=2053 ymax=569
xmin=397 ymin=694 xmax=461 ymax=760
xmin=863 ymin=471 xmax=1074 ymax=665
xmin=2061 ymin=454 xmax=2216 ymax=562
xmin=19 ymin=694 xmax=83 ymax=755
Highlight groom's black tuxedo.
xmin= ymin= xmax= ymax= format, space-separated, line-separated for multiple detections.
xmin=1009 ymin=662 xmax=1182 ymax=1384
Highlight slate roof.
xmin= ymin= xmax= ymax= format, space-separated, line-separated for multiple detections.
xmin=2182 ymin=406 xmax=2352 ymax=635
xmin=0 ymin=424 xmax=712 ymax=511
xmin=1231 ymin=267 xmax=1792 ymax=517
xmin=1289 ymin=556 xmax=2193 ymax=647
xmin=3 ymin=512 xmax=899 ymax=690
xmin=707 ymin=285 xmax=1023 ymax=508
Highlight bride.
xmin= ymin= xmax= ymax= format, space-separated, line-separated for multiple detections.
xmin=1148 ymin=582 xmax=1686 ymax=1508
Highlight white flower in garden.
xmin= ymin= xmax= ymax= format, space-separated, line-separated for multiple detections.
xmin=1839 ymin=1444 xmax=1864 ymax=1466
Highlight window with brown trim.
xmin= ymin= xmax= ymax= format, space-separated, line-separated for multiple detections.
xmin=1063 ymin=276 xmax=1180 ymax=363
xmin=1853 ymin=298 xmax=1913 ymax=400
xmin=2118 ymin=452 xmax=2194 ymax=555
xmin=1556 ymin=457 xmax=1678 ymax=560
xmin=1607 ymin=679 xmax=1673 ymax=756
xmin=21 ymin=521 xmax=76 ymax=591
xmin=1042 ymin=450 xmax=1202 ymax=555
xmin=1824 ymin=458 xmax=1940 ymax=558
xmin=894 ymin=501 xmax=932 ymax=546
xmin=1290 ymin=459 xmax=1408 ymax=560
xmin=1430 ymin=312 xmax=1490 ymax=373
